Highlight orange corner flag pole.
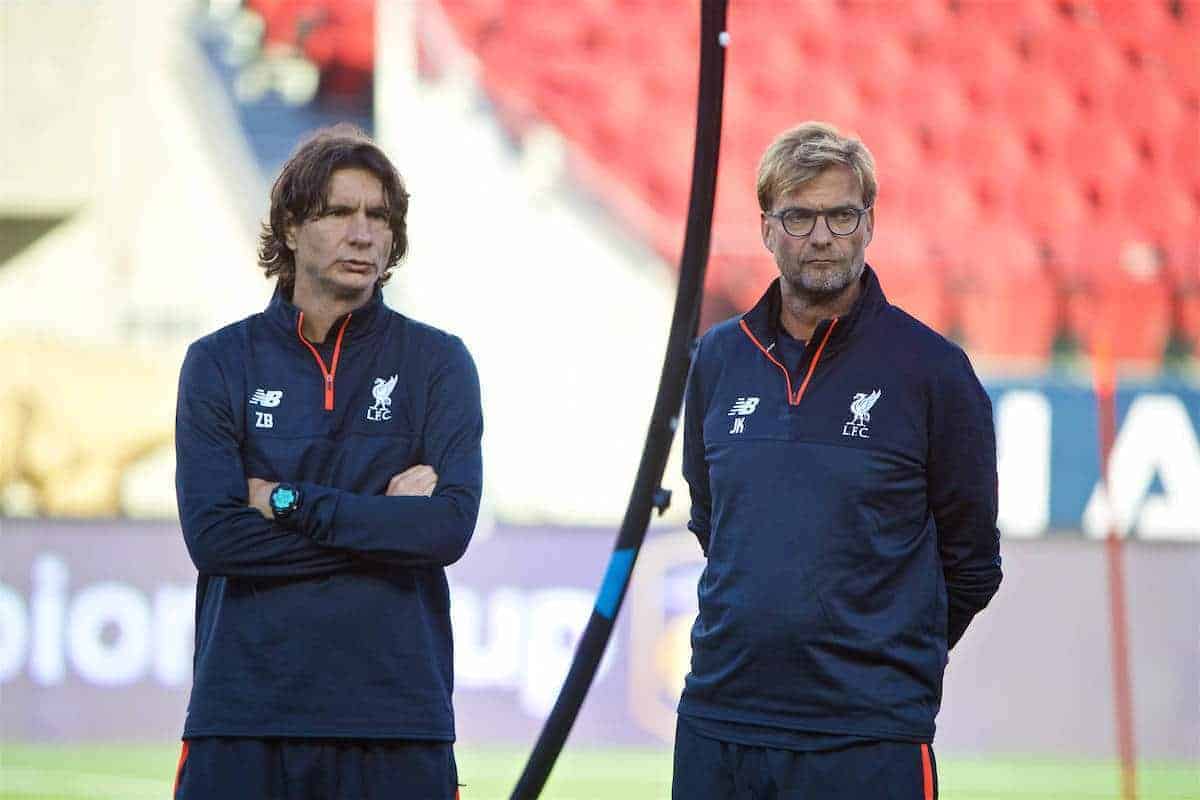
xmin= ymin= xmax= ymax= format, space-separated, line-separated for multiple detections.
xmin=1093 ymin=334 xmax=1137 ymax=800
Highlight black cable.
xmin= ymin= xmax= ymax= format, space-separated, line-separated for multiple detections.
xmin=509 ymin=2 xmax=729 ymax=796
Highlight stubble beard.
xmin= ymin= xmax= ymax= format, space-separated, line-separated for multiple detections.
xmin=325 ymin=277 xmax=376 ymax=303
xmin=782 ymin=256 xmax=863 ymax=302
xmin=303 ymin=261 xmax=378 ymax=305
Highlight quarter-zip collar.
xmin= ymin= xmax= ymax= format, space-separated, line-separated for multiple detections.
xmin=264 ymin=284 xmax=387 ymax=343
xmin=739 ymin=264 xmax=887 ymax=405
xmin=264 ymin=285 xmax=388 ymax=411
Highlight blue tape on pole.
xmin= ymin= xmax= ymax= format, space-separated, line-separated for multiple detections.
xmin=595 ymin=548 xmax=636 ymax=620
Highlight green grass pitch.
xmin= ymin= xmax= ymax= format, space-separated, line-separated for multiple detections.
xmin=1 ymin=743 xmax=1196 ymax=799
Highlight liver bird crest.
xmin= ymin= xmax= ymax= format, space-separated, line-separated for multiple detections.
xmin=849 ymin=389 xmax=882 ymax=426
xmin=371 ymin=374 xmax=398 ymax=410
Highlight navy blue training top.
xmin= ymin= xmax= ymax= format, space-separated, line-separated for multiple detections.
xmin=687 ymin=317 xmax=873 ymax=751
xmin=174 ymin=288 xmax=482 ymax=740
xmin=679 ymin=266 xmax=1001 ymax=745
xmin=688 ymin=323 xmax=873 ymax=752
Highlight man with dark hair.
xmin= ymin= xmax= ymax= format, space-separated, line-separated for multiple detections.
xmin=673 ymin=121 xmax=1002 ymax=799
xmin=172 ymin=124 xmax=481 ymax=799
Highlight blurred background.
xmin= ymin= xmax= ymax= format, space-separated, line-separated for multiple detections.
xmin=1 ymin=1 xmax=1197 ymax=798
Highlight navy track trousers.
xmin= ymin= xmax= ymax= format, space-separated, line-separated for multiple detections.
xmin=672 ymin=716 xmax=937 ymax=800
xmin=173 ymin=738 xmax=459 ymax=800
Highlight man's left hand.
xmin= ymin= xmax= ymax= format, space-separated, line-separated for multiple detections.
xmin=248 ymin=478 xmax=279 ymax=519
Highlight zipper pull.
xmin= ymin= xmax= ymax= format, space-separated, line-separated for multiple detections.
xmin=324 ymin=374 xmax=334 ymax=410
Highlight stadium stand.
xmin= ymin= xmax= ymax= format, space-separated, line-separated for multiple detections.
xmin=435 ymin=0 xmax=1199 ymax=368
xmin=1058 ymin=232 xmax=1175 ymax=364
xmin=246 ymin=0 xmax=375 ymax=97
xmin=196 ymin=0 xmax=375 ymax=172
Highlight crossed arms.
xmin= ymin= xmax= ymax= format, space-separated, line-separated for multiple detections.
xmin=175 ymin=338 xmax=483 ymax=579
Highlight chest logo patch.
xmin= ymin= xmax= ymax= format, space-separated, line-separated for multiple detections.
xmin=726 ymin=396 xmax=760 ymax=434
xmin=843 ymin=389 xmax=882 ymax=439
xmin=250 ymin=388 xmax=283 ymax=408
xmin=367 ymin=374 xmax=398 ymax=422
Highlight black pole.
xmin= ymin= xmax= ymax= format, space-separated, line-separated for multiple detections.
xmin=509 ymin=2 xmax=729 ymax=797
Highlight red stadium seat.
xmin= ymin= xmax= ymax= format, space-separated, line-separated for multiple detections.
xmin=1100 ymin=10 xmax=1181 ymax=80
xmin=1061 ymin=120 xmax=1140 ymax=179
xmin=953 ymin=226 xmax=1056 ymax=361
xmin=957 ymin=225 xmax=1045 ymax=279
xmin=870 ymin=221 xmax=949 ymax=333
xmin=784 ymin=69 xmax=863 ymax=130
xmin=1014 ymin=169 xmax=1091 ymax=244
xmin=849 ymin=122 xmax=921 ymax=189
xmin=951 ymin=0 xmax=1060 ymax=29
xmin=1125 ymin=113 xmax=1191 ymax=176
xmin=1078 ymin=276 xmax=1173 ymax=364
xmin=1061 ymin=122 xmax=1141 ymax=217
xmin=1004 ymin=73 xmax=1079 ymax=163
xmin=1089 ymin=0 xmax=1176 ymax=33
xmin=955 ymin=118 xmax=1031 ymax=216
xmin=1151 ymin=22 xmax=1200 ymax=104
xmin=439 ymin=0 xmax=505 ymax=46
xmin=1171 ymin=114 xmax=1200 ymax=172
xmin=903 ymin=170 xmax=983 ymax=254
xmin=714 ymin=252 xmax=782 ymax=315
xmin=843 ymin=33 xmax=915 ymax=112
xmin=711 ymin=192 xmax=763 ymax=250
xmin=1121 ymin=173 xmax=1200 ymax=246
xmin=754 ymin=5 xmax=846 ymax=72
xmin=1097 ymin=74 xmax=1187 ymax=161
xmin=1163 ymin=235 xmax=1200 ymax=354
xmin=839 ymin=0 xmax=950 ymax=30
xmin=958 ymin=279 xmax=1059 ymax=362
xmin=1060 ymin=230 xmax=1173 ymax=363
xmin=933 ymin=28 xmax=1024 ymax=112
xmin=898 ymin=67 xmax=972 ymax=162
xmin=1025 ymin=25 xmax=1128 ymax=105
xmin=1163 ymin=233 xmax=1200 ymax=290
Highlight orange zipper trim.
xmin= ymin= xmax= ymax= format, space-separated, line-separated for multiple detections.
xmin=296 ymin=312 xmax=352 ymax=411
xmin=740 ymin=319 xmax=797 ymax=402
xmin=793 ymin=318 xmax=838 ymax=405
xmin=739 ymin=317 xmax=838 ymax=406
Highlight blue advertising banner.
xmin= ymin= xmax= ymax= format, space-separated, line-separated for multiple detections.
xmin=989 ymin=379 xmax=1199 ymax=540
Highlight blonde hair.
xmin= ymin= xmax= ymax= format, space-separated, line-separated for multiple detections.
xmin=756 ymin=121 xmax=877 ymax=213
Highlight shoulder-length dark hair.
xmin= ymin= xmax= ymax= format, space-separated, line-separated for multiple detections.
xmin=258 ymin=124 xmax=410 ymax=293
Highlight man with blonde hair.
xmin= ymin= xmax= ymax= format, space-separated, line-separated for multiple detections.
xmin=674 ymin=121 xmax=1002 ymax=799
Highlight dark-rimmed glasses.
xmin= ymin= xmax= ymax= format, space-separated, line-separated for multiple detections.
xmin=764 ymin=205 xmax=872 ymax=238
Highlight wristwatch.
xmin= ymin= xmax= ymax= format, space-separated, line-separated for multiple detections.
xmin=269 ymin=483 xmax=302 ymax=521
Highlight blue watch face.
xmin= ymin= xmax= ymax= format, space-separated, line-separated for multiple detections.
xmin=272 ymin=487 xmax=297 ymax=509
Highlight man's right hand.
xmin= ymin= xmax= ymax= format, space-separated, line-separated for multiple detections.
xmin=386 ymin=465 xmax=438 ymax=497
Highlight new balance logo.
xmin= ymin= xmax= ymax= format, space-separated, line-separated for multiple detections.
xmin=843 ymin=389 xmax=882 ymax=439
xmin=727 ymin=396 xmax=759 ymax=435
xmin=250 ymin=389 xmax=283 ymax=408
xmin=727 ymin=397 xmax=760 ymax=417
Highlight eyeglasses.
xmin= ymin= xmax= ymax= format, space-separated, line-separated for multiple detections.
xmin=765 ymin=205 xmax=872 ymax=238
